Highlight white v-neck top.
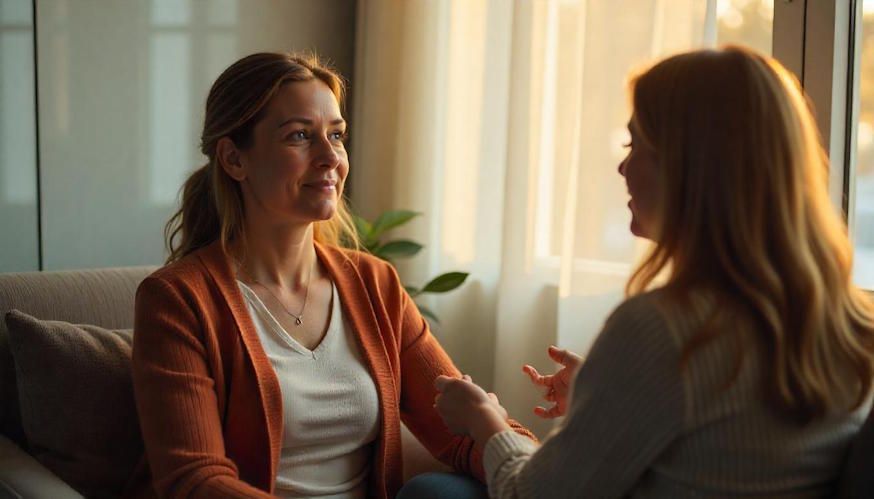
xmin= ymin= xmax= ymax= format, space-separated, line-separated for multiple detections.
xmin=238 ymin=281 xmax=380 ymax=499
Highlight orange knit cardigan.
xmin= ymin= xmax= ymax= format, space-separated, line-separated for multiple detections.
xmin=127 ymin=241 xmax=534 ymax=498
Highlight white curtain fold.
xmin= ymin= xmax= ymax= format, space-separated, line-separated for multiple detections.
xmin=352 ymin=0 xmax=715 ymax=436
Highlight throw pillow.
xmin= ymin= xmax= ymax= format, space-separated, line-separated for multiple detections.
xmin=4 ymin=310 xmax=142 ymax=499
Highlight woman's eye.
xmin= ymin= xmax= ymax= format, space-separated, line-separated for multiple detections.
xmin=330 ymin=130 xmax=348 ymax=142
xmin=287 ymin=130 xmax=308 ymax=141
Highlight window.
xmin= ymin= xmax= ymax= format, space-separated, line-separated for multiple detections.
xmin=850 ymin=0 xmax=874 ymax=288
xmin=148 ymin=0 xmax=238 ymax=204
xmin=530 ymin=0 xmax=775 ymax=277
xmin=0 ymin=0 xmax=38 ymax=271
xmin=715 ymin=0 xmax=773 ymax=54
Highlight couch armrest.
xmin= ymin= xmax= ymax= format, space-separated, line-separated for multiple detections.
xmin=0 ymin=435 xmax=83 ymax=499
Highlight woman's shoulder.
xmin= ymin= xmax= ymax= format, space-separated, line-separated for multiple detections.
xmin=598 ymin=289 xmax=687 ymax=351
xmin=138 ymin=245 xmax=218 ymax=298
xmin=317 ymin=244 xmax=410 ymax=313
xmin=577 ymin=290 xmax=688 ymax=408
xmin=148 ymin=250 xmax=205 ymax=281
xmin=612 ymin=287 xmax=720 ymax=341
xmin=607 ymin=290 xmax=671 ymax=326
xmin=317 ymin=244 xmax=399 ymax=281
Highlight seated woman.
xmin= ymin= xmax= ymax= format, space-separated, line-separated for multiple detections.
xmin=128 ymin=52 xmax=534 ymax=499
xmin=432 ymin=46 xmax=874 ymax=498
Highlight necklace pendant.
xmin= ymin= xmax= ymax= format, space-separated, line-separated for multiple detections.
xmin=294 ymin=317 xmax=303 ymax=326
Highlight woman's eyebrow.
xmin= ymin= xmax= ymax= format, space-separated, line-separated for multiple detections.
xmin=276 ymin=117 xmax=346 ymax=129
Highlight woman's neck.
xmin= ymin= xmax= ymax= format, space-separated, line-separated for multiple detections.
xmin=234 ymin=221 xmax=318 ymax=289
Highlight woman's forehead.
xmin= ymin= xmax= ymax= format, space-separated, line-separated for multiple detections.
xmin=265 ymin=80 xmax=342 ymax=124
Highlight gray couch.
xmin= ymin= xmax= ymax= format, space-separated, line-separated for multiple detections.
xmin=0 ymin=266 xmax=446 ymax=498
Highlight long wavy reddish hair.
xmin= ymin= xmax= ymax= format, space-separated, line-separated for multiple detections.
xmin=627 ymin=46 xmax=874 ymax=423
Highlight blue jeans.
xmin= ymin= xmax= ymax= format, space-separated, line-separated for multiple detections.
xmin=395 ymin=472 xmax=489 ymax=499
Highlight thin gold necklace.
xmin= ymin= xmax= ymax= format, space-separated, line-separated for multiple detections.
xmin=239 ymin=259 xmax=314 ymax=327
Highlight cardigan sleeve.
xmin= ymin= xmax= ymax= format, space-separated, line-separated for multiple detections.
xmin=132 ymin=276 xmax=273 ymax=499
xmin=392 ymin=269 xmax=537 ymax=482
xmin=481 ymin=294 xmax=686 ymax=498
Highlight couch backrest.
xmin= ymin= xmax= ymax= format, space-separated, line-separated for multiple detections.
xmin=0 ymin=267 xmax=156 ymax=446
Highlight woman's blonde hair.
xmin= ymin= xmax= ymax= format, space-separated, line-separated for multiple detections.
xmin=627 ymin=46 xmax=874 ymax=423
xmin=164 ymin=52 xmax=358 ymax=264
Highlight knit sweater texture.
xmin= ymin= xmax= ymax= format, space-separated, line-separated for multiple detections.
xmin=484 ymin=291 xmax=870 ymax=498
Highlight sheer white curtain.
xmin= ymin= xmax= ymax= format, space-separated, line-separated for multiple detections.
xmin=352 ymin=0 xmax=715 ymax=436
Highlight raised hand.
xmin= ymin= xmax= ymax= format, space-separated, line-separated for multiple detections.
xmin=522 ymin=346 xmax=583 ymax=419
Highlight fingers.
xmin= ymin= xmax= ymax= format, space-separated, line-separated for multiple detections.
xmin=533 ymin=404 xmax=563 ymax=419
xmin=548 ymin=345 xmax=583 ymax=367
xmin=487 ymin=392 xmax=499 ymax=404
xmin=435 ymin=373 xmax=475 ymax=393
xmin=544 ymin=387 xmax=556 ymax=402
xmin=434 ymin=375 xmax=454 ymax=392
xmin=522 ymin=364 xmax=550 ymax=386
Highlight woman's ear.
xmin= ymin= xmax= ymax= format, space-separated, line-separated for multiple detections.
xmin=216 ymin=137 xmax=246 ymax=181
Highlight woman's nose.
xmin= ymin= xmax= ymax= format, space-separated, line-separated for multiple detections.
xmin=314 ymin=137 xmax=340 ymax=169
xmin=618 ymin=159 xmax=627 ymax=177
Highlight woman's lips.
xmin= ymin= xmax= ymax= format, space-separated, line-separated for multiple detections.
xmin=304 ymin=180 xmax=337 ymax=193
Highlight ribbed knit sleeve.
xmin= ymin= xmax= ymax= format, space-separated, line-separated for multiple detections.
xmin=132 ymin=276 xmax=273 ymax=499
xmin=483 ymin=293 xmax=685 ymax=498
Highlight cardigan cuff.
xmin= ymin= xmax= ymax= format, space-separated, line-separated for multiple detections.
xmin=483 ymin=430 xmax=538 ymax=483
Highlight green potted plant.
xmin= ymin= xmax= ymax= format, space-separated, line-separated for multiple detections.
xmin=349 ymin=210 xmax=468 ymax=324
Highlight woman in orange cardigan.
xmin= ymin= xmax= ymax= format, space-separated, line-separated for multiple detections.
xmin=129 ymin=52 xmax=534 ymax=499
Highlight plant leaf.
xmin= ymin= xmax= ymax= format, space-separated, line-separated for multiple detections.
xmin=421 ymin=272 xmax=469 ymax=294
xmin=352 ymin=214 xmax=372 ymax=238
xmin=371 ymin=210 xmax=421 ymax=239
xmin=404 ymin=285 xmax=421 ymax=297
xmin=352 ymin=214 xmax=379 ymax=250
xmin=417 ymin=304 xmax=440 ymax=324
xmin=373 ymin=240 xmax=423 ymax=260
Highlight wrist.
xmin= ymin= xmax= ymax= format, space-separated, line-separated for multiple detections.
xmin=470 ymin=403 xmax=511 ymax=450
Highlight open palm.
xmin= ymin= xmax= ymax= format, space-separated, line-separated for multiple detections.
xmin=522 ymin=346 xmax=583 ymax=419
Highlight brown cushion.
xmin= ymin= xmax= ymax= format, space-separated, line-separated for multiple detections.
xmin=4 ymin=309 xmax=142 ymax=499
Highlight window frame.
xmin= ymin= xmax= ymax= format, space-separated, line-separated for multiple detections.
xmin=773 ymin=0 xmax=857 ymax=215
xmin=775 ymin=0 xmax=871 ymax=289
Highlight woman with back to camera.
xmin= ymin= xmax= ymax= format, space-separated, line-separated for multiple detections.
xmin=128 ymin=52 xmax=534 ymax=499
xmin=432 ymin=46 xmax=874 ymax=498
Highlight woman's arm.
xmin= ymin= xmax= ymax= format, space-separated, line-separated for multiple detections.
xmin=132 ymin=276 xmax=273 ymax=499
xmin=392 ymin=273 xmax=536 ymax=481
xmin=483 ymin=294 xmax=686 ymax=498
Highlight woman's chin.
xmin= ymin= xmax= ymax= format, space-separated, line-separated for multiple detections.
xmin=306 ymin=201 xmax=338 ymax=222
xmin=629 ymin=219 xmax=652 ymax=240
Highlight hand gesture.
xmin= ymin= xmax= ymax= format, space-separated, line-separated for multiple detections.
xmin=522 ymin=346 xmax=583 ymax=419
